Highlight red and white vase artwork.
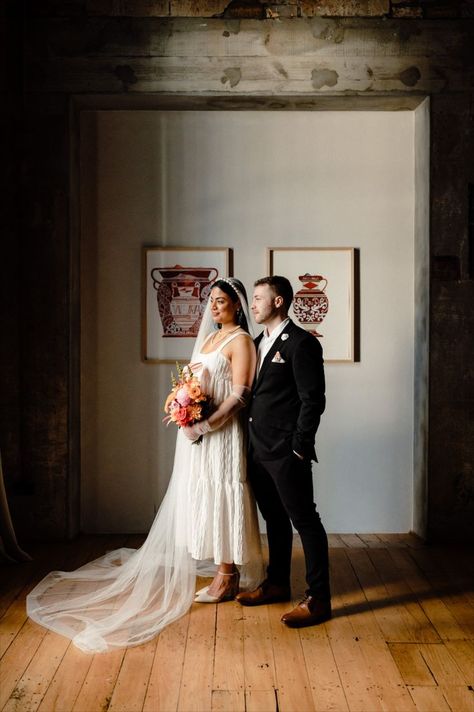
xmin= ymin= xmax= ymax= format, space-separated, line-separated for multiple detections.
xmin=293 ymin=273 xmax=329 ymax=337
xmin=151 ymin=265 xmax=218 ymax=337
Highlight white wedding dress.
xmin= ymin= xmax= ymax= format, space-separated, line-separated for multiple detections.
xmin=27 ymin=331 xmax=263 ymax=653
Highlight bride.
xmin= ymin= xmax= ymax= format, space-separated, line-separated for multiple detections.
xmin=27 ymin=278 xmax=263 ymax=653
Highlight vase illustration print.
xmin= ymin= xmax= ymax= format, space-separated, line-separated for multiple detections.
xmin=151 ymin=265 xmax=218 ymax=337
xmin=293 ymin=273 xmax=329 ymax=337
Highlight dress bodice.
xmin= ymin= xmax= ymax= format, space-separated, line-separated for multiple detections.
xmin=191 ymin=330 xmax=250 ymax=396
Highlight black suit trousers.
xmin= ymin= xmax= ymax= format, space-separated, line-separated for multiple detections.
xmin=248 ymin=449 xmax=330 ymax=601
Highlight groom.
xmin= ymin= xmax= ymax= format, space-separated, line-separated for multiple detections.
xmin=236 ymin=275 xmax=331 ymax=627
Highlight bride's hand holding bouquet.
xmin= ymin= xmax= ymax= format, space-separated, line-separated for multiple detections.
xmin=163 ymin=364 xmax=211 ymax=443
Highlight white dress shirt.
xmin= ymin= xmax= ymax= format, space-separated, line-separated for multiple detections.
xmin=257 ymin=317 xmax=290 ymax=374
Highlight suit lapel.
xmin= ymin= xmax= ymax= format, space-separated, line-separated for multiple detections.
xmin=254 ymin=320 xmax=294 ymax=388
xmin=254 ymin=333 xmax=264 ymax=349
xmin=253 ymin=332 xmax=264 ymax=388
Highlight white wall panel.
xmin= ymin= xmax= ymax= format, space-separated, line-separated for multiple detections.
xmin=81 ymin=109 xmax=417 ymax=533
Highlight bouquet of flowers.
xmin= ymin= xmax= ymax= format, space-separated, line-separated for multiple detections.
xmin=163 ymin=363 xmax=211 ymax=442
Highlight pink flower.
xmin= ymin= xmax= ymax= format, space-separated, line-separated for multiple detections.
xmin=174 ymin=406 xmax=190 ymax=426
xmin=176 ymin=387 xmax=192 ymax=407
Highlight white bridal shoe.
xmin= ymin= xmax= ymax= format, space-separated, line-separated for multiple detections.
xmin=194 ymin=571 xmax=240 ymax=603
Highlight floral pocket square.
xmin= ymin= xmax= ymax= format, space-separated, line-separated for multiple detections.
xmin=271 ymin=351 xmax=286 ymax=363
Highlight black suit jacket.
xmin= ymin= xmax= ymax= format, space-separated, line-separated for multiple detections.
xmin=248 ymin=319 xmax=326 ymax=462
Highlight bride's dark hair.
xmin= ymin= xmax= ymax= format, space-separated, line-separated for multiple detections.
xmin=212 ymin=278 xmax=250 ymax=333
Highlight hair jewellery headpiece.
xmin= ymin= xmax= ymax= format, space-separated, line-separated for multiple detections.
xmin=217 ymin=277 xmax=240 ymax=298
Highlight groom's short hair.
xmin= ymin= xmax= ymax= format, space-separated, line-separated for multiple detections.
xmin=254 ymin=275 xmax=293 ymax=311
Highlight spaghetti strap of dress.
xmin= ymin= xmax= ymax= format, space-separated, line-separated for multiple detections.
xmin=215 ymin=330 xmax=251 ymax=352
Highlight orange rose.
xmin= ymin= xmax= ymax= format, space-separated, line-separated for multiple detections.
xmin=185 ymin=379 xmax=202 ymax=400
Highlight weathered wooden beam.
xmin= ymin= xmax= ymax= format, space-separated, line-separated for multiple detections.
xmin=68 ymin=92 xmax=424 ymax=110
xmin=25 ymin=52 xmax=468 ymax=95
xmin=24 ymin=17 xmax=472 ymax=97
xmin=24 ymin=17 xmax=468 ymax=61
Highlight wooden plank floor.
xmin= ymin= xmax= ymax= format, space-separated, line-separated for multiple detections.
xmin=1 ymin=534 xmax=473 ymax=712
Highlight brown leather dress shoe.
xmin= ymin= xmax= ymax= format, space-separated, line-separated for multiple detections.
xmin=281 ymin=596 xmax=331 ymax=628
xmin=235 ymin=580 xmax=291 ymax=606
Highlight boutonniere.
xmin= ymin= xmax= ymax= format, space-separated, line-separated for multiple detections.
xmin=281 ymin=333 xmax=289 ymax=341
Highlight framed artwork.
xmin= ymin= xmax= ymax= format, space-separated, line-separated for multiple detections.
xmin=143 ymin=247 xmax=232 ymax=363
xmin=268 ymin=247 xmax=357 ymax=362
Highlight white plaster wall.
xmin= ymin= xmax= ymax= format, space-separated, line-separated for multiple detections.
xmin=81 ymin=109 xmax=416 ymax=533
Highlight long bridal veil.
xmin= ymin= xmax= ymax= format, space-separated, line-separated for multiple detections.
xmin=27 ymin=279 xmax=262 ymax=653
xmin=27 ymin=430 xmax=197 ymax=652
